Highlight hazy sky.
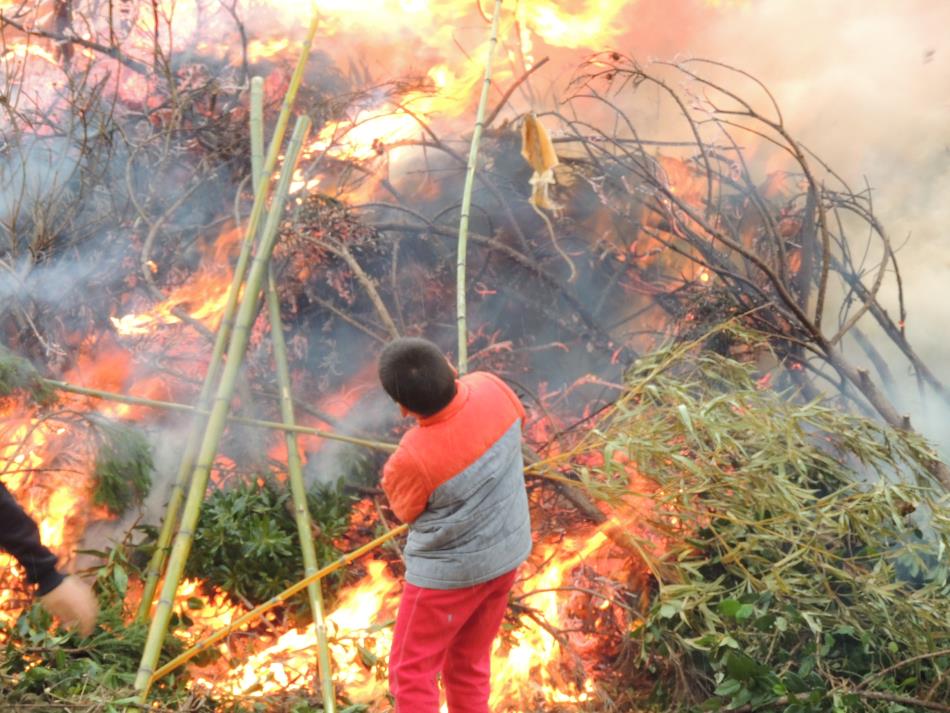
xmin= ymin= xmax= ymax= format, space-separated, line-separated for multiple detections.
xmin=688 ymin=0 xmax=949 ymax=378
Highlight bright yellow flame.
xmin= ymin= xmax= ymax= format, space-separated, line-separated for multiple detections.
xmin=110 ymin=228 xmax=242 ymax=336
xmin=246 ymin=38 xmax=291 ymax=63
xmin=187 ymin=521 xmax=635 ymax=710
xmin=2 ymin=43 xmax=59 ymax=64
xmin=192 ymin=560 xmax=401 ymax=699
xmin=522 ymin=0 xmax=628 ymax=49
xmin=216 ymin=0 xmax=631 ymax=165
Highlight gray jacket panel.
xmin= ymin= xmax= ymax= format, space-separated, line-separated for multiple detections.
xmin=404 ymin=420 xmax=532 ymax=589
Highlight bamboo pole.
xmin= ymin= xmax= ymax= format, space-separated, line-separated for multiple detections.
xmin=42 ymin=379 xmax=397 ymax=452
xmin=48 ymin=376 xmax=578 ymax=480
xmin=456 ymin=0 xmax=503 ymax=375
xmin=265 ymin=271 xmax=336 ymax=710
xmin=250 ymin=76 xmax=265 ymax=191
xmin=252 ymin=83 xmax=336 ymax=713
xmin=133 ymin=115 xmax=312 ymax=700
xmin=143 ymin=524 xmax=408 ymax=697
xmin=136 ymin=9 xmax=323 ymax=620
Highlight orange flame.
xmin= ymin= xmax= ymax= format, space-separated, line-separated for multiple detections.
xmin=186 ymin=498 xmax=653 ymax=710
xmin=111 ymin=226 xmax=242 ymax=336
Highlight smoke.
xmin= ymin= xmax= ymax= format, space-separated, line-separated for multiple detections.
xmin=12 ymin=0 xmax=950 ymax=495
xmin=0 ymin=257 xmax=117 ymax=307
xmin=0 ymin=136 xmax=77 ymax=219
xmin=678 ymin=0 xmax=950 ymax=446
xmin=696 ymin=2 xmax=948 ymax=325
xmin=598 ymin=0 xmax=949 ymax=368
xmin=304 ymin=389 xmax=395 ymax=489
xmin=540 ymin=0 xmax=950 ymax=447
xmin=77 ymin=418 xmax=196 ymax=565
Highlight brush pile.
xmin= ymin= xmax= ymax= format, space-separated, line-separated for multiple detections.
xmin=2 ymin=4 xmax=950 ymax=712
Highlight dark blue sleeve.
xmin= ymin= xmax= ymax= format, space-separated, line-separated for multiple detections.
xmin=0 ymin=481 xmax=64 ymax=595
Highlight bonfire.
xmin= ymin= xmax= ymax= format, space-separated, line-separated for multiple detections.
xmin=1 ymin=2 xmax=948 ymax=712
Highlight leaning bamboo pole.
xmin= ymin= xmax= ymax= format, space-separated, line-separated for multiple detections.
xmin=132 ymin=115 xmax=312 ymax=700
xmin=252 ymin=82 xmax=336 ymax=713
xmin=43 ymin=378 xmax=396 ymax=452
xmin=142 ymin=524 xmax=408 ymax=697
xmin=37 ymin=375 xmax=581 ymax=484
xmin=250 ymin=76 xmax=266 ymax=192
xmin=456 ymin=0 xmax=503 ymax=374
xmin=136 ymin=10 xmax=323 ymax=621
xmin=264 ymin=271 xmax=337 ymax=710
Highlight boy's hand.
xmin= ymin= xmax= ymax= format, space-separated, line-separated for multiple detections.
xmin=39 ymin=575 xmax=99 ymax=636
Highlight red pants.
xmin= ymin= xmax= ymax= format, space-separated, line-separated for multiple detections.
xmin=389 ymin=568 xmax=517 ymax=713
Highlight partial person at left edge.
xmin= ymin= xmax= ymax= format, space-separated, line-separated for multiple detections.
xmin=0 ymin=480 xmax=98 ymax=635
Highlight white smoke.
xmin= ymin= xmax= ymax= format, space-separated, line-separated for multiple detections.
xmin=304 ymin=388 xmax=396 ymax=488
xmin=685 ymin=0 xmax=950 ymax=447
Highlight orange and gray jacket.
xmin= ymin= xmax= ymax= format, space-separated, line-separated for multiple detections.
xmin=381 ymin=372 xmax=532 ymax=589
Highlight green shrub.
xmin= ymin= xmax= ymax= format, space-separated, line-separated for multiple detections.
xmin=0 ymin=344 xmax=56 ymax=406
xmin=90 ymin=418 xmax=154 ymax=515
xmin=185 ymin=478 xmax=355 ymax=608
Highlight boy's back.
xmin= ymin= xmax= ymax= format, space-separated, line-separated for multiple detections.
xmin=382 ymin=371 xmax=532 ymax=589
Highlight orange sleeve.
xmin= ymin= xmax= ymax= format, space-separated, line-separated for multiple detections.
xmin=381 ymin=444 xmax=431 ymax=523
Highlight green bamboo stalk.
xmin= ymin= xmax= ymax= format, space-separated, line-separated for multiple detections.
xmin=265 ymin=274 xmax=336 ymax=710
xmin=44 ymin=378 xmax=395 ymax=451
xmin=456 ymin=0 xmax=503 ymax=375
xmin=135 ymin=300 xmax=232 ymax=618
xmin=250 ymin=76 xmax=265 ymax=196
xmin=133 ymin=115 xmax=312 ymax=701
xmin=253 ymin=81 xmax=336 ymax=713
xmin=143 ymin=523 xmax=408 ymax=696
xmin=136 ymin=9 xmax=322 ymax=621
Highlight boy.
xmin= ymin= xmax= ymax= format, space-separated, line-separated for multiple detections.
xmin=378 ymin=337 xmax=532 ymax=713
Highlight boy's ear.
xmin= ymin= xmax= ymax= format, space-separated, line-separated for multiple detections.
xmin=399 ymin=404 xmax=412 ymax=418
xmin=446 ymin=357 xmax=458 ymax=378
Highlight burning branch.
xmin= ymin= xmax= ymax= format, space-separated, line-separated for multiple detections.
xmin=0 ymin=13 xmax=149 ymax=74
xmin=321 ymin=239 xmax=400 ymax=341
xmin=560 ymin=54 xmax=950 ymax=487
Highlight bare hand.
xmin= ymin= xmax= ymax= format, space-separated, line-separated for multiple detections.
xmin=38 ymin=575 xmax=99 ymax=636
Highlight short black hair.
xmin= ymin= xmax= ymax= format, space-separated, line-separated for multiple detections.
xmin=378 ymin=337 xmax=457 ymax=417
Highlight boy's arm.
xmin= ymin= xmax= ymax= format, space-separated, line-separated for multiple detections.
xmin=381 ymin=446 xmax=431 ymax=524
xmin=0 ymin=481 xmax=64 ymax=595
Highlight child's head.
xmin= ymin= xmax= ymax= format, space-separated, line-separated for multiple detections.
xmin=378 ymin=337 xmax=457 ymax=417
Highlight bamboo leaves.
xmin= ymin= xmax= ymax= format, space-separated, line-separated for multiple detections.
xmin=90 ymin=418 xmax=153 ymax=514
xmin=571 ymin=342 xmax=950 ymax=711
xmin=0 ymin=344 xmax=55 ymax=405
